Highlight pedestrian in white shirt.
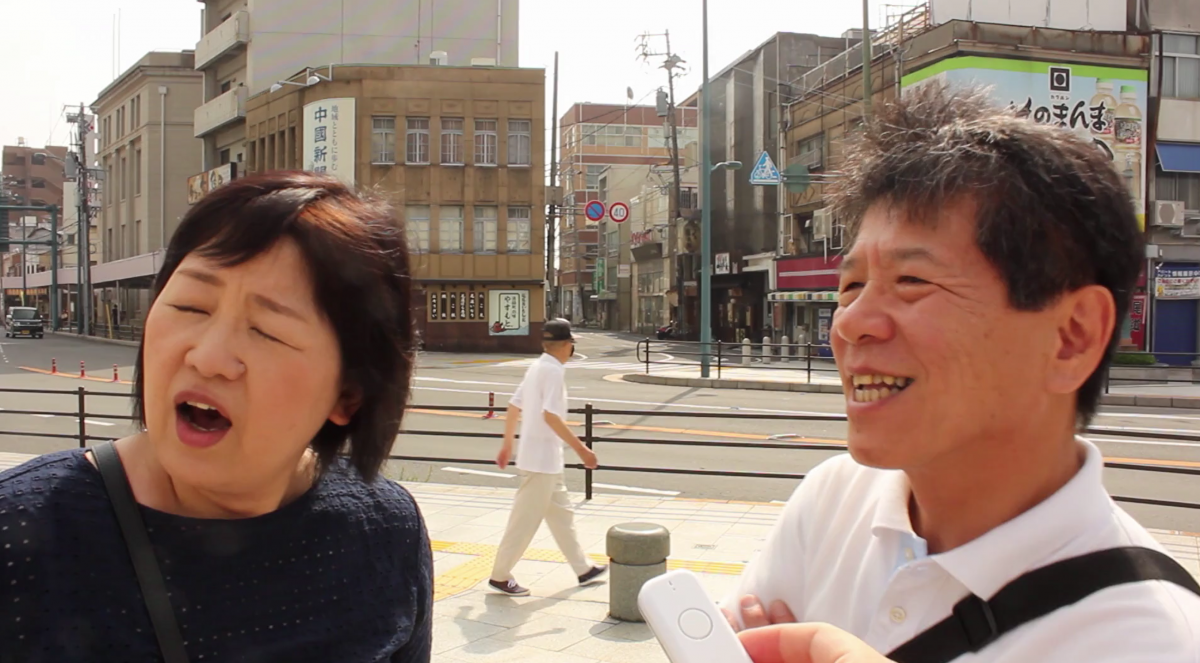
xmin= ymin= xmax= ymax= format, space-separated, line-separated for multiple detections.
xmin=722 ymin=83 xmax=1200 ymax=662
xmin=489 ymin=319 xmax=607 ymax=596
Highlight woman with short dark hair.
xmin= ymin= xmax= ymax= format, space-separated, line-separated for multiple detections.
xmin=0 ymin=171 xmax=431 ymax=662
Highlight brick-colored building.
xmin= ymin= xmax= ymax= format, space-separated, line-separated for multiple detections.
xmin=245 ymin=63 xmax=547 ymax=353
xmin=557 ymin=103 xmax=697 ymax=324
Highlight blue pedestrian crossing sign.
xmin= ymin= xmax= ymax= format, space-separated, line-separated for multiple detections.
xmin=749 ymin=151 xmax=782 ymax=185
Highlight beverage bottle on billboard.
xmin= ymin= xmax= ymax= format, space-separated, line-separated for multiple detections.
xmin=1121 ymin=150 xmax=1142 ymax=203
xmin=1089 ymin=79 xmax=1117 ymax=144
xmin=1114 ymin=85 xmax=1142 ymax=151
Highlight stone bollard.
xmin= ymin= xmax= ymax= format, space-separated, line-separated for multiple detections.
xmin=762 ymin=335 xmax=772 ymax=364
xmin=781 ymin=335 xmax=790 ymax=363
xmin=742 ymin=337 xmax=752 ymax=366
xmin=607 ymin=522 xmax=671 ymax=622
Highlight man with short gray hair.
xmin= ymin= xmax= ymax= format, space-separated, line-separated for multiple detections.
xmin=724 ymin=84 xmax=1200 ymax=662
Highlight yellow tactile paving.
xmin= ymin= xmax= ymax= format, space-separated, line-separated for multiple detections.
xmin=429 ymin=538 xmax=747 ymax=603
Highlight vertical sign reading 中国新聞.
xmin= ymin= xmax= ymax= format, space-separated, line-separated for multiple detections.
xmin=303 ymin=98 xmax=356 ymax=186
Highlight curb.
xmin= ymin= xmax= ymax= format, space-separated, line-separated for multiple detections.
xmin=622 ymin=374 xmax=1200 ymax=410
xmin=48 ymin=331 xmax=140 ymax=348
xmin=1097 ymin=393 xmax=1200 ymax=410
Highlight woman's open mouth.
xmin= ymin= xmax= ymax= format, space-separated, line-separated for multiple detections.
xmin=174 ymin=397 xmax=232 ymax=448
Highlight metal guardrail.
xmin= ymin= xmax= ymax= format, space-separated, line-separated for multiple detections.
xmin=637 ymin=339 xmax=1200 ymax=388
xmin=636 ymin=338 xmax=838 ymax=381
xmin=1 ymin=387 xmax=1198 ymax=511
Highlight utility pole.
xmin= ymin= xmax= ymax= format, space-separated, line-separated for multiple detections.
xmin=547 ymin=52 xmax=559 ymax=319
xmin=638 ymin=30 xmax=688 ymax=335
xmin=66 ymin=103 xmax=93 ymax=336
xmin=861 ymin=0 xmax=873 ymax=118
xmin=700 ymin=0 xmax=713 ymax=377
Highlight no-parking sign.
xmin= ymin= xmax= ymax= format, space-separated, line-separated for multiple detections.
xmin=585 ymin=201 xmax=606 ymax=222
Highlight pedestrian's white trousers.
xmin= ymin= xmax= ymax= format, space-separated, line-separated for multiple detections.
xmin=491 ymin=470 xmax=592 ymax=581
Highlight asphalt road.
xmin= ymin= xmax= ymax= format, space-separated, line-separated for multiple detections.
xmin=2 ymin=331 xmax=1199 ymax=533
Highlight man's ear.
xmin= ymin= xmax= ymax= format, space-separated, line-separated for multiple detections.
xmin=1047 ymin=285 xmax=1115 ymax=395
xmin=328 ymin=387 xmax=362 ymax=427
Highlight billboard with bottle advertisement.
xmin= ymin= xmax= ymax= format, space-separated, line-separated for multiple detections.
xmin=902 ymin=56 xmax=1148 ymax=229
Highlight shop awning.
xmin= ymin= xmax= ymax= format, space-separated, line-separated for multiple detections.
xmin=768 ymin=291 xmax=838 ymax=303
xmin=1157 ymin=142 xmax=1200 ymax=173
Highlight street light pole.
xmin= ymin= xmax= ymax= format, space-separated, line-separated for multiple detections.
xmin=699 ymin=0 xmax=713 ymax=378
xmin=862 ymin=0 xmax=873 ymax=117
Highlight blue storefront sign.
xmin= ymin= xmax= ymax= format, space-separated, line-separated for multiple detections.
xmin=1153 ymin=263 xmax=1200 ymax=365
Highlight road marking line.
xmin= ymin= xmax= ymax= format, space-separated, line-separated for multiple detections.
xmin=18 ymin=366 xmax=133 ymax=385
xmin=84 ymin=419 xmax=116 ymax=427
xmin=1103 ymin=455 xmax=1200 ymax=469
xmin=441 ymin=466 xmax=515 ymax=479
xmin=592 ymin=483 xmax=681 ymax=496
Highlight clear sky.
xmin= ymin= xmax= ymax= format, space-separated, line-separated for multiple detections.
xmin=2 ymin=0 xmax=907 ymax=151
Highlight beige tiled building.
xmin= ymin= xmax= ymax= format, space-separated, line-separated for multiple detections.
xmin=192 ymin=0 xmax=521 ymax=174
xmin=244 ymin=63 xmax=546 ymax=352
xmin=93 ymin=51 xmax=203 ymax=326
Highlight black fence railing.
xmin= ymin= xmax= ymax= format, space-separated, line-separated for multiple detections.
xmin=636 ymin=338 xmax=839 ymax=381
xmin=2 ymin=387 xmax=1198 ymax=511
xmin=637 ymin=339 xmax=1200 ymax=388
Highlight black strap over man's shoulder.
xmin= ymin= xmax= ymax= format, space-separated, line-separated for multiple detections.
xmin=887 ymin=546 xmax=1200 ymax=663
xmin=93 ymin=442 xmax=191 ymax=663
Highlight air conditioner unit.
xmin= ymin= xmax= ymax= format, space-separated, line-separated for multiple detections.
xmin=1155 ymin=200 xmax=1185 ymax=228
xmin=1181 ymin=221 xmax=1200 ymax=239
xmin=812 ymin=207 xmax=832 ymax=240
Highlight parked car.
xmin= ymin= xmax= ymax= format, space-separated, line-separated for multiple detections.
xmin=4 ymin=307 xmax=44 ymax=339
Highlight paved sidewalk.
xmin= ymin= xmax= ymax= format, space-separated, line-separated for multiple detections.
xmin=1 ymin=451 xmax=1198 ymax=662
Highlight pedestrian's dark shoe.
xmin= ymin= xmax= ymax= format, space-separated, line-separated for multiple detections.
xmin=488 ymin=579 xmax=530 ymax=596
xmin=578 ymin=565 xmax=608 ymax=585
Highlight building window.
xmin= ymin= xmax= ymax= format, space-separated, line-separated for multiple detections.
xmin=372 ymin=116 xmax=396 ymax=163
xmin=507 ymin=120 xmax=531 ymax=165
xmin=106 ymin=228 xmax=113 ymax=262
xmin=585 ymin=165 xmax=605 ymax=190
xmin=220 ymin=80 xmax=232 ymax=94
xmin=473 ymin=207 xmax=498 ymax=253
xmin=1157 ymin=168 xmax=1200 ymax=210
xmin=440 ymin=118 xmax=464 ymax=165
xmin=439 ymin=206 xmax=464 ymax=252
xmin=406 ymin=118 xmax=430 ymax=164
xmin=219 ymin=149 xmax=230 ymax=166
xmin=406 ymin=205 xmax=431 ymax=253
xmin=135 ymin=149 xmax=142 ymax=195
xmin=474 ymin=119 xmax=498 ymax=165
xmin=121 ymin=157 xmax=127 ymax=200
xmin=507 ymin=207 xmax=531 ymax=253
xmin=135 ymin=219 xmax=141 ymax=254
xmin=1163 ymin=34 xmax=1200 ymax=100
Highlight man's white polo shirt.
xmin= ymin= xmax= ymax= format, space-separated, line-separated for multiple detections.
xmin=509 ymin=353 xmax=569 ymax=475
xmin=721 ymin=439 xmax=1200 ymax=661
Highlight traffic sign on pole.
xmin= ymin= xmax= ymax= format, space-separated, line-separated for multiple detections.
xmin=609 ymin=201 xmax=630 ymax=223
xmin=585 ymin=201 xmax=606 ymax=222
xmin=748 ymin=151 xmax=782 ymax=185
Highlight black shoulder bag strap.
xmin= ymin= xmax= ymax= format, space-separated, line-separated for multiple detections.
xmin=888 ymin=546 xmax=1200 ymax=663
xmin=93 ymin=442 xmax=191 ymax=663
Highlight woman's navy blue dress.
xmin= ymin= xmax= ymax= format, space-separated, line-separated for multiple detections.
xmin=0 ymin=449 xmax=432 ymax=662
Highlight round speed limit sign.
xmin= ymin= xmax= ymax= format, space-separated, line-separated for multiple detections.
xmin=609 ymin=201 xmax=630 ymax=223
